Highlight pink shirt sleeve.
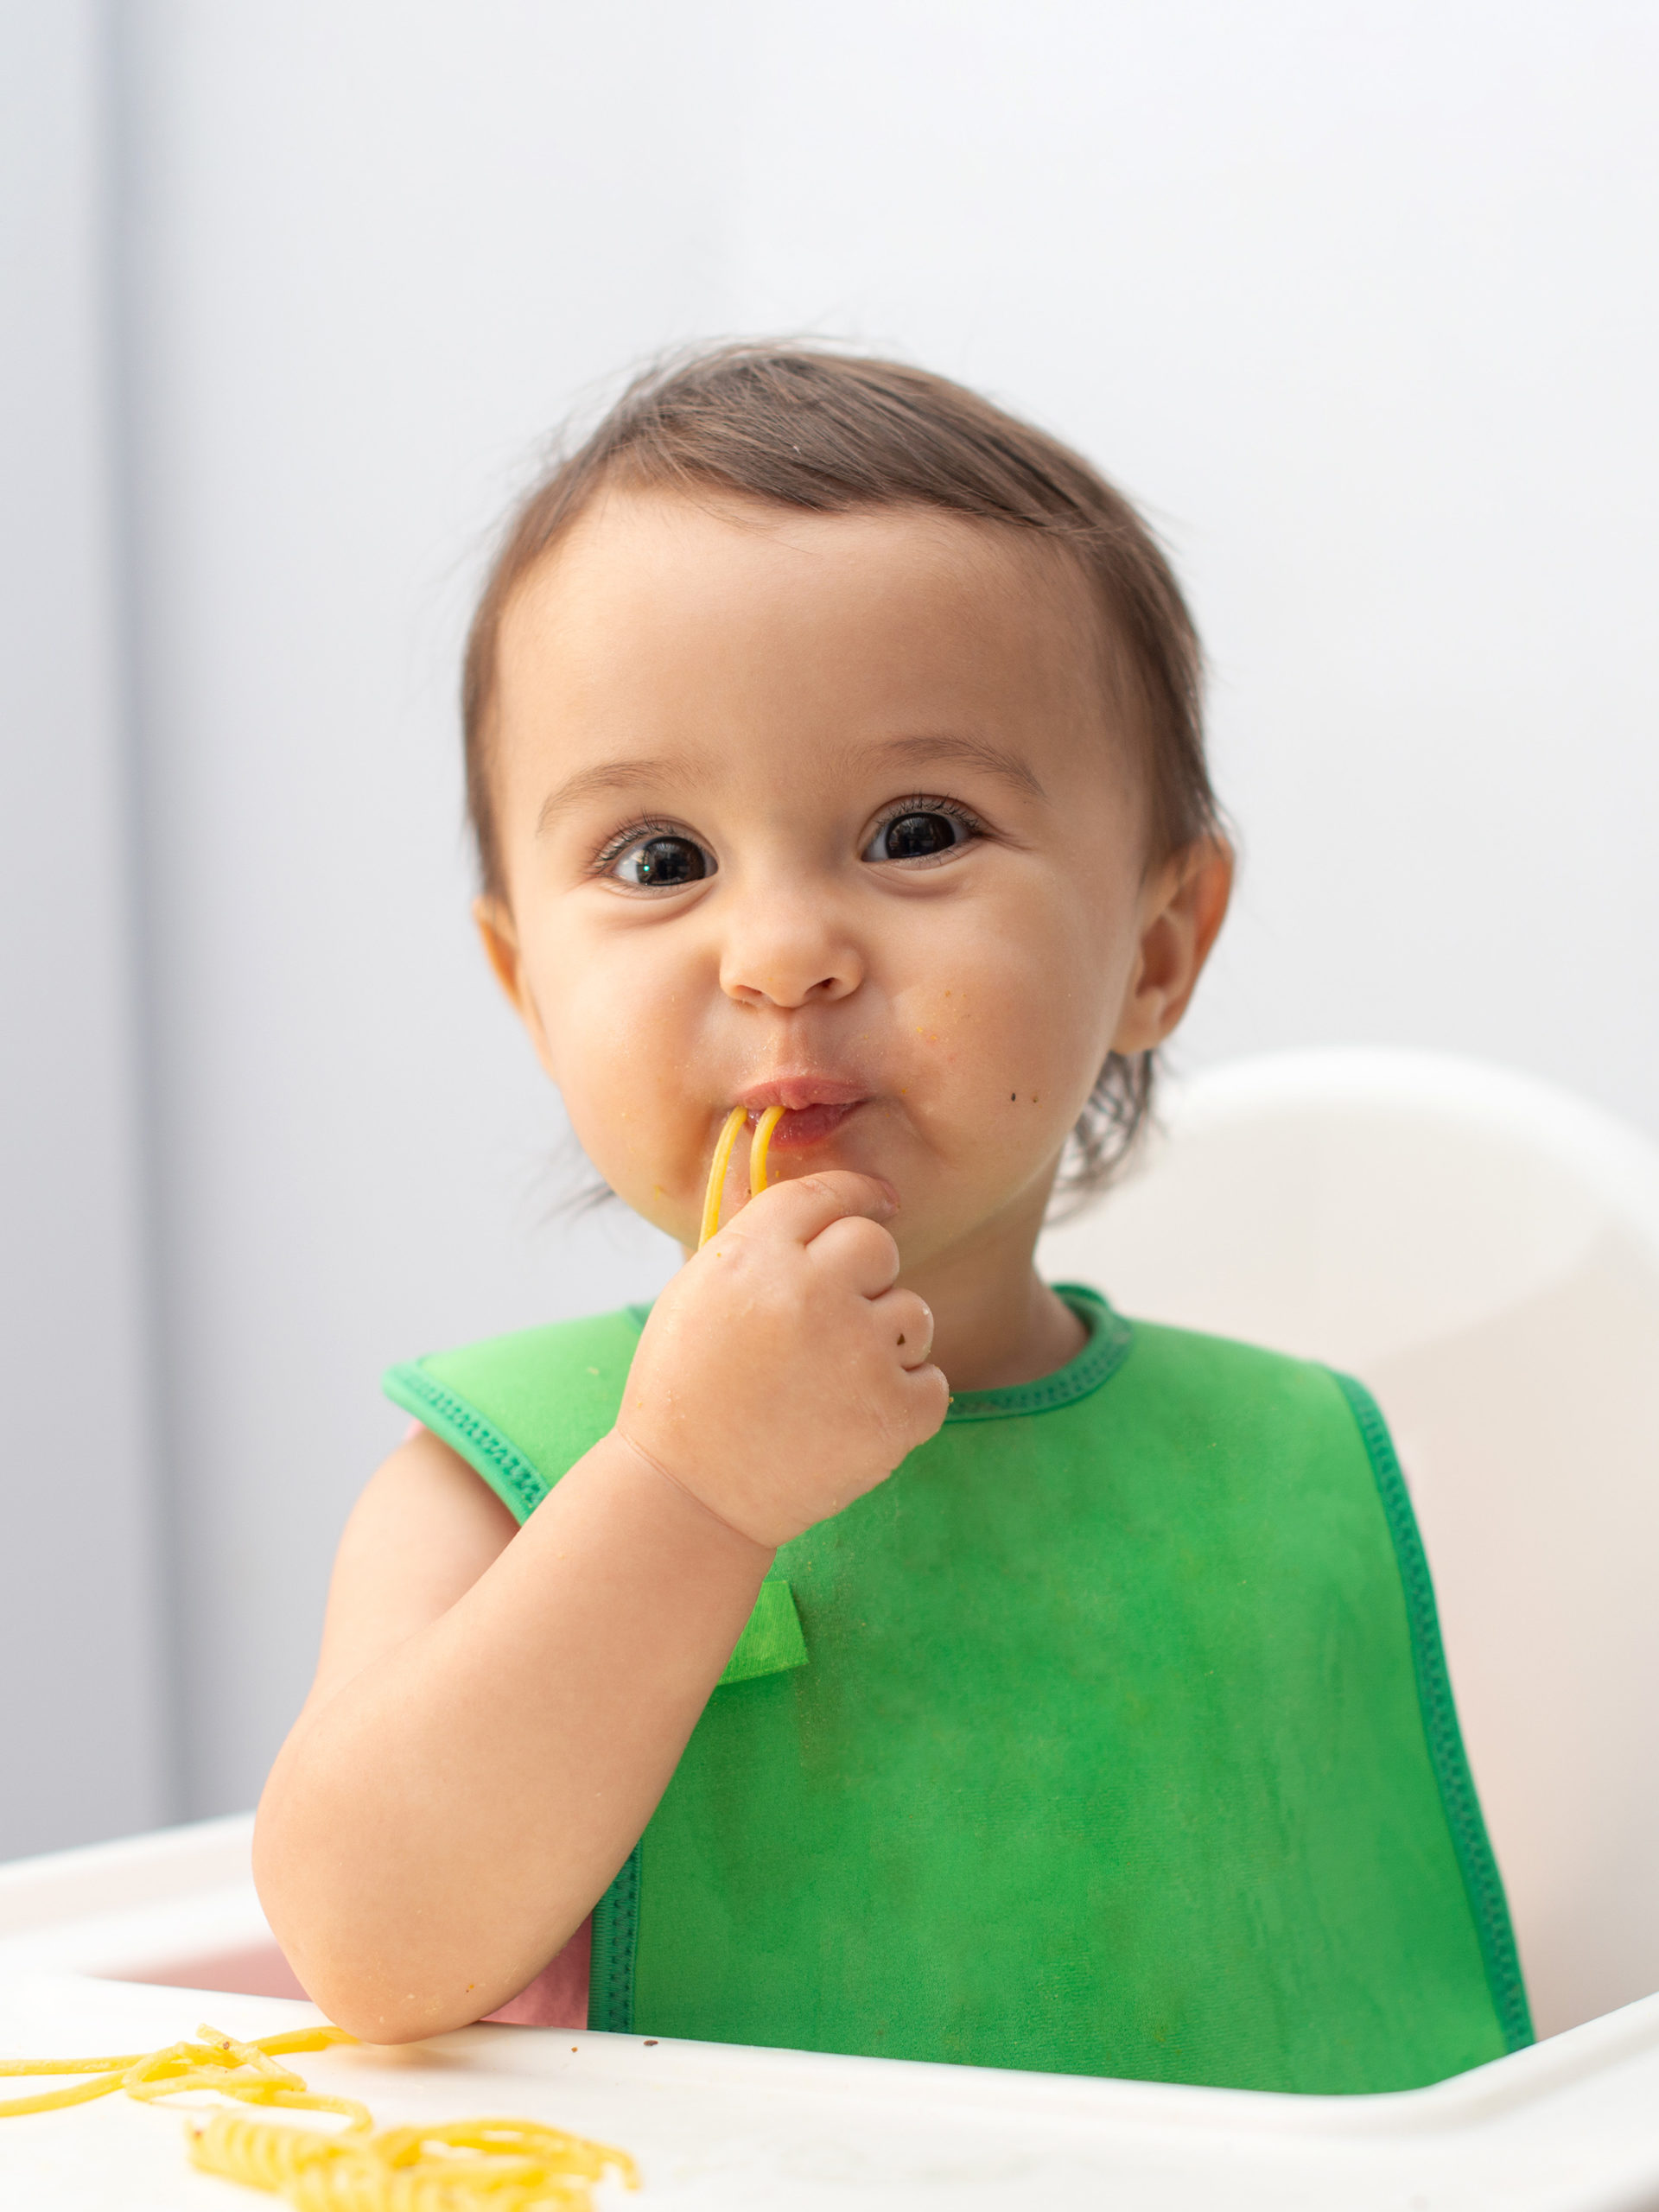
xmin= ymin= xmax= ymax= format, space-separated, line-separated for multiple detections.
xmin=484 ymin=1916 xmax=593 ymax=2029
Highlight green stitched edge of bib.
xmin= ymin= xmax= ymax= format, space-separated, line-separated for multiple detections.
xmin=942 ymin=1284 xmax=1133 ymax=1421
xmin=589 ymin=1840 xmax=641 ymax=2035
xmin=1331 ymin=1370 xmax=1534 ymax=2056
xmin=384 ymin=1360 xmax=806 ymax=1690
xmin=383 ymin=1363 xmax=550 ymax=1522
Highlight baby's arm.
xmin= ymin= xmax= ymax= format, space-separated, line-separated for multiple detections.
xmin=253 ymin=1173 xmax=945 ymax=2044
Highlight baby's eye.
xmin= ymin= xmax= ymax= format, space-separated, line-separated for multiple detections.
xmin=607 ymin=830 xmax=715 ymax=889
xmin=861 ymin=807 xmax=976 ymax=864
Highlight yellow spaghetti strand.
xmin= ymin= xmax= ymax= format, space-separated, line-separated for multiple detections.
xmin=0 ymin=2024 xmax=359 ymax=2122
xmin=0 ymin=2069 xmax=128 ymax=2118
xmin=697 ymin=1104 xmax=748 ymax=1246
xmin=243 ymin=2030 xmax=358 ymax=2058
xmin=748 ymin=1103 xmax=785 ymax=1196
xmin=699 ymin=1101 xmax=790 ymax=1244
xmin=3 ymin=2016 xmax=639 ymax=2209
xmin=188 ymin=2107 xmax=639 ymax=2209
xmin=188 ymin=2111 xmax=339 ymax=2194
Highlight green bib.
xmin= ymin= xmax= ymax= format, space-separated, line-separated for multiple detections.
xmin=385 ymin=1287 xmax=1529 ymax=2093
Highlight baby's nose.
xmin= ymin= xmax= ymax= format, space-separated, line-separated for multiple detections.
xmin=718 ymin=887 xmax=862 ymax=1009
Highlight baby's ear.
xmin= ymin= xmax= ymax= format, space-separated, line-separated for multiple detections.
xmin=473 ymin=894 xmax=523 ymax=1004
xmin=473 ymin=896 xmax=556 ymax=1072
xmin=1113 ymin=836 xmax=1234 ymax=1052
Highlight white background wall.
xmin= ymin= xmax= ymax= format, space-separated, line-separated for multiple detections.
xmin=3 ymin=0 xmax=1656 ymax=1845
xmin=0 ymin=2 xmax=169 ymax=1855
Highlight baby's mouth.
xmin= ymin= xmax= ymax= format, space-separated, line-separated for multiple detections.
xmin=734 ymin=1077 xmax=869 ymax=1153
xmin=763 ymin=1099 xmax=862 ymax=1150
xmin=699 ymin=1082 xmax=874 ymax=1245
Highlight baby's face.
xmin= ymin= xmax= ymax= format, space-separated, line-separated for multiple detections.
xmin=484 ymin=487 xmax=1180 ymax=1269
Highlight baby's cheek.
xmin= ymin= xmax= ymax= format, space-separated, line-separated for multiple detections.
xmin=896 ymin=992 xmax=1084 ymax=1189
xmin=565 ymin=1083 xmax=696 ymax=1228
xmin=914 ymin=957 xmax=1092 ymax=1097
xmin=900 ymin=982 xmax=979 ymax=1064
xmin=539 ymin=980 xmax=701 ymax=1226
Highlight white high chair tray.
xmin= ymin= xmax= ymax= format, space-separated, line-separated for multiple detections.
xmin=3 ymin=1817 xmax=1658 ymax=2210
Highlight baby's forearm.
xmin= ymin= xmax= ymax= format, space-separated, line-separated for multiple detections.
xmin=253 ymin=1431 xmax=774 ymax=2043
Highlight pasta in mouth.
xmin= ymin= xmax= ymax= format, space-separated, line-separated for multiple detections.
xmin=699 ymin=1103 xmax=785 ymax=1246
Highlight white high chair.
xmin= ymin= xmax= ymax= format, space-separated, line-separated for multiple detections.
xmin=1039 ymin=1047 xmax=1659 ymax=2043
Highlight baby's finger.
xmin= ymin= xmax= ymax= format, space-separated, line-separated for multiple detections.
xmin=737 ymin=1171 xmax=897 ymax=1249
xmin=870 ymin=1287 xmax=933 ymax=1369
xmin=897 ymin=1358 xmax=951 ymax=1446
xmin=806 ymin=1214 xmax=900 ymax=1298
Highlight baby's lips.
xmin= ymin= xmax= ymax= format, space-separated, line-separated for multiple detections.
xmin=734 ymin=1075 xmax=868 ymax=1114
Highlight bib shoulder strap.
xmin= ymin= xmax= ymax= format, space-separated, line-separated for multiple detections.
xmin=383 ymin=1309 xmax=808 ymax=1698
xmin=383 ymin=1305 xmax=650 ymax=1522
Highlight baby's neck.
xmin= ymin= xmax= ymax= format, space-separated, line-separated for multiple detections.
xmin=903 ymin=1220 xmax=1087 ymax=1395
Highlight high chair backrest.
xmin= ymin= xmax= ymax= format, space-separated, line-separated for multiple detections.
xmin=1039 ymin=1048 xmax=1659 ymax=2041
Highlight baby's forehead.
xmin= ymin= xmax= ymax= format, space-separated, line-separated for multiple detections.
xmin=499 ymin=486 xmax=1112 ymax=725
xmin=488 ymin=515 xmax=1142 ymax=868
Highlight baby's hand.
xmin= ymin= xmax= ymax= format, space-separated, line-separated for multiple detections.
xmin=615 ymin=1173 xmax=949 ymax=1549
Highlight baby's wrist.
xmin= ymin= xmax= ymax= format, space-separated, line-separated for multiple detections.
xmin=603 ymin=1426 xmax=779 ymax=1566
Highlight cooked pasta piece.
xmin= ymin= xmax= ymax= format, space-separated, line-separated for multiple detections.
xmin=747 ymin=1103 xmax=785 ymax=1196
xmin=2 ymin=2019 xmax=639 ymax=2207
xmin=0 ymin=2024 xmax=359 ymax=2122
xmin=189 ymin=2107 xmax=639 ymax=2209
xmin=698 ymin=1102 xmax=787 ymax=1246
xmin=698 ymin=1105 xmax=748 ymax=1246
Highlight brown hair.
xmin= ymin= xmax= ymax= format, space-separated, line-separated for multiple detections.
xmin=463 ymin=344 xmax=1221 ymax=1204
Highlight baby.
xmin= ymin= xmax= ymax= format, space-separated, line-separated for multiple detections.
xmin=255 ymin=347 xmax=1529 ymax=2092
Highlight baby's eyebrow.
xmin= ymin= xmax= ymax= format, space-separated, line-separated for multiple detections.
xmin=536 ymin=734 xmax=1042 ymax=836
xmin=868 ymin=733 xmax=1046 ymax=800
xmin=536 ymin=756 xmax=695 ymax=835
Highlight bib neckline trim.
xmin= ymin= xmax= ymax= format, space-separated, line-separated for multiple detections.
xmin=623 ymin=1282 xmax=1132 ymax=1425
xmin=943 ymin=1282 xmax=1132 ymax=1423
